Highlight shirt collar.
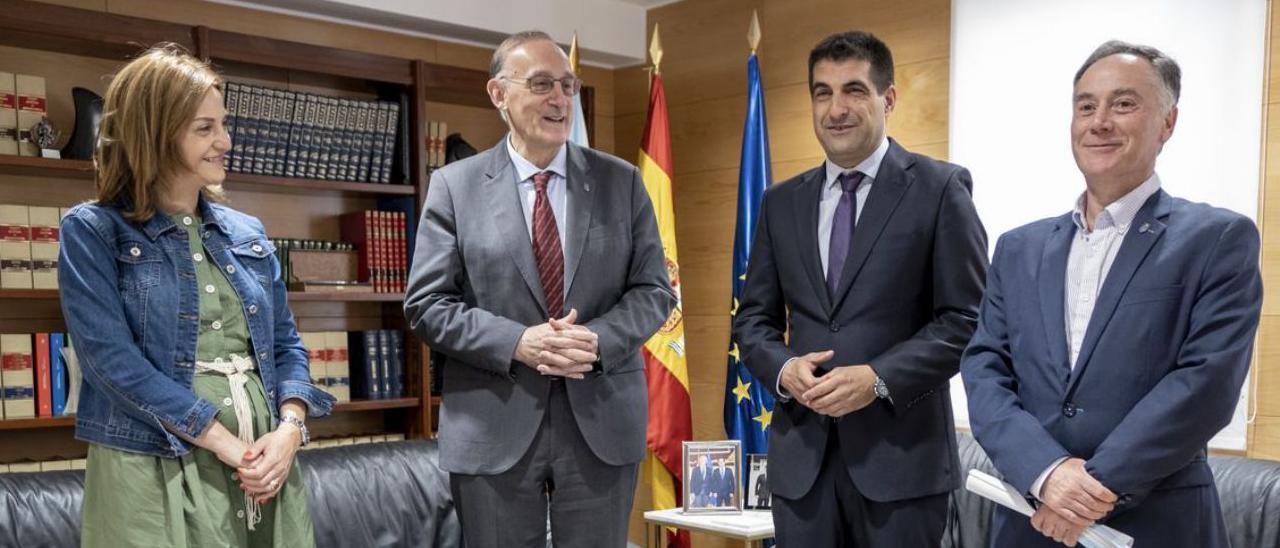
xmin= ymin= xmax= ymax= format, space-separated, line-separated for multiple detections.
xmin=824 ymin=137 xmax=889 ymax=190
xmin=1071 ymin=173 xmax=1162 ymax=234
xmin=506 ymin=134 xmax=568 ymax=183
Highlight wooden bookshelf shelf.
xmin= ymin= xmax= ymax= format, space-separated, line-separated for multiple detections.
xmin=0 ymin=416 xmax=76 ymax=431
xmin=0 ymin=289 xmax=59 ymax=300
xmin=224 ymin=173 xmax=416 ymax=196
xmin=287 ymin=292 xmax=404 ymax=302
xmin=0 ymin=155 xmax=94 ymax=178
xmin=0 ymin=156 xmax=414 ymax=196
xmin=332 ymin=398 xmax=420 ymax=413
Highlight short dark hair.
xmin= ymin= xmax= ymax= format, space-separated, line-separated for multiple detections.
xmin=1074 ymin=40 xmax=1181 ymax=110
xmin=808 ymin=31 xmax=894 ymax=95
xmin=490 ymin=30 xmax=556 ymax=78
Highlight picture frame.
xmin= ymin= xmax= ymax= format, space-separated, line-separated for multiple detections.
xmin=682 ymin=440 xmax=743 ymax=514
xmin=745 ymin=453 xmax=770 ymax=509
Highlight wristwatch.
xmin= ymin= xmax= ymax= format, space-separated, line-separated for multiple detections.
xmin=873 ymin=376 xmax=891 ymax=401
xmin=279 ymin=414 xmax=310 ymax=447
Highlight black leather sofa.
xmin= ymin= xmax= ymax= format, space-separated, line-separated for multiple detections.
xmin=944 ymin=431 xmax=1280 ymax=548
xmin=4 ymin=433 xmax=1278 ymax=547
xmin=0 ymin=440 xmax=461 ymax=548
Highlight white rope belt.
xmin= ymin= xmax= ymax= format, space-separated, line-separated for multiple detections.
xmin=195 ymin=354 xmax=262 ymax=531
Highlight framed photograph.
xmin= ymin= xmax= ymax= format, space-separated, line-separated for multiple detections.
xmin=682 ymin=440 xmax=742 ymax=514
xmin=745 ymin=453 xmax=770 ymax=509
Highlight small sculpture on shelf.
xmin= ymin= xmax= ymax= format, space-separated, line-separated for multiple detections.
xmin=29 ymin=116 xmax=60 ymax=159
xmin=60 ymin=87 xmax=103 ymax=161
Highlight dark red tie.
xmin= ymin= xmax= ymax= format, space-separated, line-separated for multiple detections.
xmin=531 ymin=171 xmax=564 ymax=318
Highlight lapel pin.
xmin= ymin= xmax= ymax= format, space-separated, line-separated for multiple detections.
xmin=1138 ymin=222 xmax=1150 ymax=234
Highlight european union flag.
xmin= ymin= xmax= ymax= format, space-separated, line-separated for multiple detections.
xmin=724 ymin=53 xmax=774 ymax=457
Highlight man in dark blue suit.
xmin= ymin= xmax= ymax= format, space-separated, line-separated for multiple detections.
xmin=689 ymin=454 xmax=710 ymax=507
xmin=961 ymin=40 xmax=1262 ymax=548
xmin=734 ymin=31 xmax=988 ymax=546
xmin=715 ymin=458 xmax=736 ymax=508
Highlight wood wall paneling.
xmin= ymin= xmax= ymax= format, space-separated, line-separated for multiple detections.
xmin=1253 ymin=0 xmax=1280 ymax=462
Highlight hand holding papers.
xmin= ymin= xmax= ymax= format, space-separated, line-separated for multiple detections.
xmin=965 ymin=470 xmax=1134 ymax=548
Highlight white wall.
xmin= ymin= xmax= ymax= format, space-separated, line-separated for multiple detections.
xmin=949 ymin=0 xmax=1266 ymax=450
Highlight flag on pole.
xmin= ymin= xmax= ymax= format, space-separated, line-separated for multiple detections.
xmin=639 ymin=24 xmax=693 ymax=548
xmin=568 ymin=33 xmax=590 ymax=147
xmin=724 ymin=11 xmax=774 ymax=460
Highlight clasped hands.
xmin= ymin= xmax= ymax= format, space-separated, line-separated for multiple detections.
xmin=203 ymin=402 xmax=307 ymax=506
xmin=1031 ymin=458 xmax=1118 ymax=546
xmin=516 ymin=308 xmax=600 ymax=379
xmin=780 ymin=350 xmax=877 ymax=417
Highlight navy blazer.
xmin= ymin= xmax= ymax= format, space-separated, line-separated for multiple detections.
xmin=734 ymin=139 xmax=989 ymax=502
xmin=962 ymin=189 xmax=1261 ymax=543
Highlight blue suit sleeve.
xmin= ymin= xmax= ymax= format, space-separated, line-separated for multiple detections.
xmin=961 ymin=235 xmax=1072 ymax=494
xmin=1086 ymin=217 xmax=1261 ymax=499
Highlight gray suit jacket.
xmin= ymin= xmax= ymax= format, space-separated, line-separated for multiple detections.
xmin=404 ymin=140 xmax=676 ymax=475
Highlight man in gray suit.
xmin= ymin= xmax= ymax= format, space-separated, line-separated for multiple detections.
xmin=404 ymin=30 xmax=676 ymax=547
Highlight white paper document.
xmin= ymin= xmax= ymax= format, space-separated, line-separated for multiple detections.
xmin=965 ymin=470 xmax=1134 ymax=548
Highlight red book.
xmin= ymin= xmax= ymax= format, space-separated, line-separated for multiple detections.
xmin=339 ymin=211 xmax=375 ymax=288
xmin=34 ymin=332 xmax=51 ymax=417
xmin=374 ymin=211 xmax=385 ymax=293
xmin=396 ymin=211 xmax=407 ymax=292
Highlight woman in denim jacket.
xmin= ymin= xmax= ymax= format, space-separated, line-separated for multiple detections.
xmin=58 ymin=44 xmax=334 ymax=547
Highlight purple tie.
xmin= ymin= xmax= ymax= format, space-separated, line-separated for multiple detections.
xmin=826 ymin=171 xmax=865 ymax=296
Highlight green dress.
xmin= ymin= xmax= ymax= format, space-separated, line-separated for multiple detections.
xmin=81 ymin=213 xmax=316 ymax=548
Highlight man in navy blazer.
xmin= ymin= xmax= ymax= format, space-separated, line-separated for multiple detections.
xmin=961 ymin=40 xmax=1262 ymax=548
xmin=734 ymin=31 xmax=988 ymax=546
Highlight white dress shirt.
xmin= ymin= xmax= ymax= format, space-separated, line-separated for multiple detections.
xmin=1031 ymin=173 xmax=1162 ymax=499
xmin=507 ymin=135 xmax=568 ymax=250
xmin=777 ymin=138 xmax=890 ymax=400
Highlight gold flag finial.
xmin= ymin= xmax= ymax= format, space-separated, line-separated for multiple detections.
xmin=569 ymin=32 xmax=581 ymax=73
xmin=649 ymin=24 xmax=664 ymax=75
xmin=748 ymin=10 xmax=761 ymax=54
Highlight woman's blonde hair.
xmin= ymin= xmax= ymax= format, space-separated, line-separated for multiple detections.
xmin=95 ymin=43 xmax=225 ymax=222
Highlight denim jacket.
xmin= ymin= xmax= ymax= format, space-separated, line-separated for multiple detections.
xmin=58 ymin=196 xmax=334 ymax=457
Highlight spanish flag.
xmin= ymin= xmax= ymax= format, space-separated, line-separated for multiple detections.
xmin=639 ymin=25 xmax=693 ymax=548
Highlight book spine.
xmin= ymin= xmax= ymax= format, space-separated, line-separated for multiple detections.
xmin=0 ymin=72 xmax=19 ymax=156
xmin=368 ymin=103 xmax=387 ymax=183
xmin=28 ymin=206 xmax=59 ymax=290
xmin=0 ymin=204 xmax=32 ymax=289
xmin=246 ymin=86 xmax=266 ymax=175
xmin=329 ymin=331 xmax=350 ymax=403
xmin=388 ymin=330 xmax=404 ymax=398
xmin=50 ymin=332 xmax=66 ymax=416
xmin=285 ymin=91 xmax=304 ymax=178
xmin=34 ymin=333 xmax=50 ymax=417
xmin=356 ymin=101 xmax=372 ymax=183
xmin=223 ymin=82 xmax=240 ymax=171
xmin=338 ymin=211 xmax=372 ymax=285
xmin=1 ymin=333 xmax=36 ymax=419
xmin=302 ymin=94 xmax=319 ymax=179
xmin=15 ymin=74 xmax=46 ymax=157
xmin=232 ymin=82 xmax=253 ymax=173
xmin=375 ymin=330 xmax=391 ymax=399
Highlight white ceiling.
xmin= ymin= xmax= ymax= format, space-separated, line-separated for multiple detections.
xmin=212 ymin=0 xmax=676 ymax=68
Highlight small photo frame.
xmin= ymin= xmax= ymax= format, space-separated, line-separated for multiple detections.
xmin=745 ymin=453 xmax=770 ymax=509
xmin=682 ymin=440 xmax=742 ymax=514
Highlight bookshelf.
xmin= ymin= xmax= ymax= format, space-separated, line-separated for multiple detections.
xmin=0 ymin=0 xmax=595 ymax=464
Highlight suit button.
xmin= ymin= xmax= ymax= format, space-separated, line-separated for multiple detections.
xmin=1062 ymin=403 xmax=1078 ymax=418
xmin=829 ymin=322 xmax=840 ymax=332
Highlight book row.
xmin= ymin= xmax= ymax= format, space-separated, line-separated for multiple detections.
xmin=339 ymin=210 xmax=409 ymax=294
xmin=0 ymin=72 xmax=46 ymax=157
xmin=223 ymin=82 xmax=404 ymax=184
xmin=0 ymin=204 xmax=68 ymax=290
xmin=301 ymin=330 xmax=407 ymax=402
xmin=0 ymin=332 xmax=76 ymax=420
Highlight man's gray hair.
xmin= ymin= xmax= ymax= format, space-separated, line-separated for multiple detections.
xmin=490 ymin=30 xmax=556 ymax=78
xmin=1074 ymin=40 xmax=1181 ymax=111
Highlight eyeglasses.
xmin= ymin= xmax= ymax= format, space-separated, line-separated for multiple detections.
xmin=501 ymin=75 xmax=582 ymax=96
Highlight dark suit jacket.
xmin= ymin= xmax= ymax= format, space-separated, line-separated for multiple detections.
xmin=717 ymin=467 xmax=736 ymax=504
xmin=404 ymin=141 xmax=676 ymax=475
xmin=961 ymin=190 xmax=1261 ymax=545
xmin=689 ymin=464 xmax=708 ymax=502
xmin=733 ymin=139 xmax=989 ymax=502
